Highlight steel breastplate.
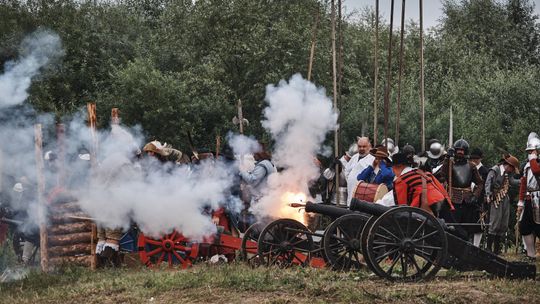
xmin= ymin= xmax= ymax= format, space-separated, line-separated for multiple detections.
xmin=452 ymin=162 xmax=473 ymax=188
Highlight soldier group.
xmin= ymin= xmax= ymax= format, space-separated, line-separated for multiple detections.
xmin=2 ymin=129 xmax=540 ymax=267
xmin=333 ymin=133 xmax=540 ymax=260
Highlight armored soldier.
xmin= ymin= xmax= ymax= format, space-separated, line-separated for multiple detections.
xmin=437 ymin=139 xmax=484 ymax=240
xmin=420 ymin=139 xmax=445 ymax=174
xmin=518 ymin=132 xmax=540 ymax=260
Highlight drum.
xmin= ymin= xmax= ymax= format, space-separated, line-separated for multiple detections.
xmin=353 ymin=182 xmax=388 ymax=203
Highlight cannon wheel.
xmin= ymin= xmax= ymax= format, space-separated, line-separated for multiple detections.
xmin=323 ymin=213 xmax=370 ymax=271
xmin=257 ymin=219 xmax=314 ymax=267
xmin=363 ymin=206 xmax=447 ymax=282
xmin=361 ymin=214 xmax=378 ymax=273
xmin=240 ymin=222 xmax=263 ymax=266
xmin=138 ymin=230 xmax=198 ymax=269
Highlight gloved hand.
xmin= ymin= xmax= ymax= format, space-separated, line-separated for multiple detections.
xmin=446 ymin=148 xmax=455 ymax=158
xmin=332 ymin=157 xmax=343 ymax=169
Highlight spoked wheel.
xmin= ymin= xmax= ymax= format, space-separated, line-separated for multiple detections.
xmin=363 ymin=207 xmax=447 ymax=282
xmin=138 ymin=230 xmax=199 ymax=269
xmin=323 ymin=213 xmax=370 ymax=271
xmin=257 ymin=219 xmax=314 ymax=267
xmin=240 ymin=222 xmax=263 ymax=266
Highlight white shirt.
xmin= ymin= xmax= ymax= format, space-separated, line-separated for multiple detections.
xmin=346 ymin=154 xmax=375 ymax=205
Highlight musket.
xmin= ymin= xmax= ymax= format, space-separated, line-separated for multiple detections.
xmin=0 ymin=217 xmax=23 ymax=226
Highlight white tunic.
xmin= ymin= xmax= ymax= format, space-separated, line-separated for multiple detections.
xmin=345 ymin=154 xmax=375 ymax=205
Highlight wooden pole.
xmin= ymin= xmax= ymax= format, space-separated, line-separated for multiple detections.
xmin=86 ymin=102 xmax=98 ymax=270
xmin=307 ymin=4 xmax=320 ymax=82
xmin=331 ymin=0 xmax=340 ymax=205
xmin=111 ymin=108 xmax=120 ymax=125
xmin=337 ymin=0 xmax=344 ymax=158
xmin=35 ymin=124 xmax=49 ymax=272
xmin=383 ymin=0 xmax=395 ymax=149
xmin=337 ymin=0 xmax=344 ymax=101
xmin=373 ymin=0 xmax=380 ymax=144
xmin=237 ymin=99 xmax=244 ymax=135
xmin=87 ymin=103 xmax=98 ymax=169
xmin=395 ymin=0 xmax=406 ymax=147
xmin=215 ymin=134 xmax=221 ymax=158
xmin=419 ymin=0 xmax=426 ymax=151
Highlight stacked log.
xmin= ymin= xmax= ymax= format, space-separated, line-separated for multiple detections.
xmin=47 ymin=195 xmax=94 ymax=267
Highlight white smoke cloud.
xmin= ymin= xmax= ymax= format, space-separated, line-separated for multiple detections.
xmin=60 ymin=121 xmax=235 ymax=240
xmin=227 ymin=133 xmax=260 ymax=156
xmin=0 ymin=29 xmax=64 ymax=109
xmin=252 ymin=74 xmax=338 ymax=219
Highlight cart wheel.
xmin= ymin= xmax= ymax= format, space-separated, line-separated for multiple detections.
xmin=138 ymin=230 xmax=198 ymax=269
xmin=360 ymin=214 xmax=378 ymax=273
xmin=257 ymin=219 xmax=314 ymax=267
xmin=363 ymin=207 xmax=447 ymax=282
xmin=240 ymin=222 xmax=264 ymax=266
xmin=323 ymin=213 xmax=370 ymax=271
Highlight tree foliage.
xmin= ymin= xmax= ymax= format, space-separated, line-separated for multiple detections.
xmin=0 ymin=0 xmax=539 ymax=164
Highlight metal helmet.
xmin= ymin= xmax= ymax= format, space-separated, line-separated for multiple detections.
xmin=402 ymin=144 xmax=416 ymax=157
xmin=346 ymin=143 xmax=358 ymax=157
xmin=428 ymin=141 xmax=445 ymax=159
xmin=453 ymin=139 xmax=470 ymax=155
xmin=381 ymin=138 xmax=399 ymax=155
xmin=526 ymin=132 xmax=540 ymax=151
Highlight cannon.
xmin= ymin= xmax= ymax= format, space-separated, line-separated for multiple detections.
xmin=133 ymin=209 xmax=326 ymax=269
xmin=286 ymin=200 xmax=536 ymax=281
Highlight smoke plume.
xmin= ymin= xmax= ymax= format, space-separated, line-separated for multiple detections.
xmin=252 ymin=74 xmax=338 ymax=219
xmin=0 ymin=29 xmax=64 ymax=109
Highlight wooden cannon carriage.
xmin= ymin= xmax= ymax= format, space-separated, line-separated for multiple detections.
xmin=268 ymin=200 xmax=536 ymax=281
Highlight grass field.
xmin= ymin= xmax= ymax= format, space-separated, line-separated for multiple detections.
xmin=0 ymin=262 xmax=539 ymax=304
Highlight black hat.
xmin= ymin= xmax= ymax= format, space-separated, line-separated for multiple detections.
xmin=392 ymin=152 xmax=409 ymax=166
xmin=402 ymin=144 xmax=416 ymax=156
xmin=470 ymin=148 xmax=483 ymax=160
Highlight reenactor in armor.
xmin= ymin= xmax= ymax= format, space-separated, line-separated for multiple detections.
xmin=419 ymin=139 xmax=445 ymax=174
xmin=518 ymin=132 xmax=540 ymax=260
xmin=437 ymin=139 xmax=484 ymax=240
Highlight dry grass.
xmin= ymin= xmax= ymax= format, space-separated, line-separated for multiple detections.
xmin=0 ymin=262 xmax=538 ymax=304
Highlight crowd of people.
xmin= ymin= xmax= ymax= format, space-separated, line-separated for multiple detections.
xmin=326 ymin=132 xmax=540 ymax=261
xmin=1 ymin=130 xmax=540 ymax=267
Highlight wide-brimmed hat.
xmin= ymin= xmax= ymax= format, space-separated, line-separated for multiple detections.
xmin=370 ymin=146 xmax=391 ymax=163
xmin=502 ymin=154 xmax=520 ymax=174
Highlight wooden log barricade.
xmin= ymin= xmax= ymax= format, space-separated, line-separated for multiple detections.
xmin=42 ymin=103 xmax=100 ymax=269
xmin=46 ymin=194 xmax=94 ymax=267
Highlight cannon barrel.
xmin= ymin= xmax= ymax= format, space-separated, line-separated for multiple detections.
xmin=304 ymin=202 xmax=353 ymax=218
xmin=349 ymin=199 xmax=391 ymax=216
